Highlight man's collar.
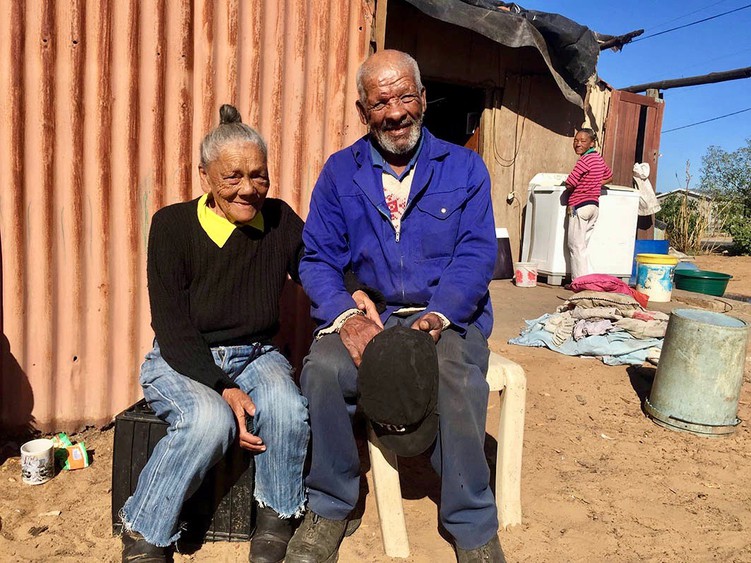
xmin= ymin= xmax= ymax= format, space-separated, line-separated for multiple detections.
xmin=196 ymin=193 xmax=264 ymax=248
xmin=369 ymin=133 xmax=424 ymax=180
xmin=352 ymin=128 xmax=449 ymax=169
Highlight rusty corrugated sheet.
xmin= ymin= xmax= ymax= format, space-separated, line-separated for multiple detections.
xmin=0 ymin=0 xmax=373 ymax=432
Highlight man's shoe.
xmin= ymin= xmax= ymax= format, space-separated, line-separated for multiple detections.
xmin=249 ymin=505 xmax=298 ymax=563
xmin=121 ymin=530 xmax=168 ymax=563
xmin=344 ymin=516 xmax=361 ymax=537
xmin=455 ymin=535 xmax=506 ymax=563
xmin=285 ymin=510 xmax=347 ymax=563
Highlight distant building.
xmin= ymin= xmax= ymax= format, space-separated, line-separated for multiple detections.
xmin=656 ymin=190 xmax=725 ymax=236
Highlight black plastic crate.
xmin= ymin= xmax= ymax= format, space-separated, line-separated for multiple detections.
xmin=111 ymin=399 xmax=255 ymax=543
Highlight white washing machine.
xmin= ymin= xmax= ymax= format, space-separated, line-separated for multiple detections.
xmin=521 ymin=173 xmax=639 ymax=285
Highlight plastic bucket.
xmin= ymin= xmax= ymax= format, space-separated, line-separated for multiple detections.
xmin=645 ymin=309 xmax=748 ymax=436
xmin=514 ymin=262 xmax=537 ymax=287
xmin=635 ymin=253 xmax=679 ymax=302
xmin=630 ymin=239 xmax=670 ymax=283
xmin=674 ymin=269 xmax=732 ymax=297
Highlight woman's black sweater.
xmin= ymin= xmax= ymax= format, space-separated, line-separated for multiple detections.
xmin=147 ymin=197 xmax=303 ymax=393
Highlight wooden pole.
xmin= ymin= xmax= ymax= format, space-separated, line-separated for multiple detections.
xmin=598 ymin=29 xmax=644 ymax=51
xmin=375 ymin=0 xmax=388 ymax=51
xmin=623 ymin=66 xmax=751 ymax=93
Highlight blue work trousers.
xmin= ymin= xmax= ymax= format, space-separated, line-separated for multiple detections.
xmin=300 ymin=314 xmax=498 ymax=550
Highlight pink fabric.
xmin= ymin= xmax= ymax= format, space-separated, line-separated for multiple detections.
xmin=569 ymin=274 xmax=649 ymax=308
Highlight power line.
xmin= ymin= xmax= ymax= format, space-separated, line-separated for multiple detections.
xmin=677 ymin=46 xmax=751 ymax=75
xmin=662 ymin=106 xmax=751 ymax=133
xmin=633 ymin=3 xmax=751 ymax=43
xmin=644 ymin=0 xmax=733 ymax=32
xmin=634 ymin=47 xmax=751 ymax=86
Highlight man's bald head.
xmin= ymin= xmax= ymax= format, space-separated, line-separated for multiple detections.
xmin=356 ymin=50 xmax=423 ymax=105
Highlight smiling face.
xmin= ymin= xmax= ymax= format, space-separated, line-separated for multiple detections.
xmin=573 ymin=131 xmax=596 ymax=156
xmin=199 ymin=140 xmax=269 ymax=224
xmin=356 ymin=56 xmax=427 ymax=156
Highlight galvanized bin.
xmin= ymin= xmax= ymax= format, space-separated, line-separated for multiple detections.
xmin=645 ymin=309 xmax=748 ymax=436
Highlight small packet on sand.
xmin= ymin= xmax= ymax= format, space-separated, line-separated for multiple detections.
xmin=61 ymin=443 xmax=89 ymax=470
xmin=52 ymin=433 xmax=73 ymax=468
xmin=51 ymin=432 xmax=90 ymax=470
xmin=51 ymin=432 xmax=73 ymax=449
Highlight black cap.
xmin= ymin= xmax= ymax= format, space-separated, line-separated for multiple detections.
xmin=358 ymin=326 xmax=439 ymax=457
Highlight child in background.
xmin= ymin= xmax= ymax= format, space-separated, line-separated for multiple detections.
xmin=565 ymin=128 xmax=613 ymax=280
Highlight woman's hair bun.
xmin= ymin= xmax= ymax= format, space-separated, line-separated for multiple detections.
xmin=219 ymin=104 xmax=242 ymax=125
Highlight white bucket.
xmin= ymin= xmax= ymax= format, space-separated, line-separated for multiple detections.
xmin=635 ymin=253 xmax=679 ymax=303
xmin=514 ymin=262 xmax=538 ymax=287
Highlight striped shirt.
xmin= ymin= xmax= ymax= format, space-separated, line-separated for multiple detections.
xmin=565 ymin=150 xmax=612 ymax=208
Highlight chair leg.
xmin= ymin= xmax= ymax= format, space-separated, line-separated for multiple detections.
xmin=367 ymin=426 xmax=410 ymax=558
xmin=495 ymin=361 xmax=526 ymax=529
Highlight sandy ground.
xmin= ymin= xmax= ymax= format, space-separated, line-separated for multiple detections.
xmin=1 ymin=255 xmax=751 ymax=562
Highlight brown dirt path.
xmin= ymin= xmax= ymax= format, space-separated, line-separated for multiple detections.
xmin=1 ymin=257 xmax=750 ymax=562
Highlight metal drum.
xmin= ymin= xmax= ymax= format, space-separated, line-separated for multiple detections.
xmin=645 ymin=309 xmax=748 ymax=436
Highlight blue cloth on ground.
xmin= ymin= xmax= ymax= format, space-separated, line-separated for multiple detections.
xmin=509 ymin=313 xmax=662 ymax=366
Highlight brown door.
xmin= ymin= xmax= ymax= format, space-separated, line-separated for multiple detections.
xmin=602 ymin=90 xmax=665 ymax=238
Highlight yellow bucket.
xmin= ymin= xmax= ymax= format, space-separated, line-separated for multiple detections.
xmin=635 ymin=253 xmax=679 ymax=302
xmin=635 ymin=253 xmax=679 ymax=266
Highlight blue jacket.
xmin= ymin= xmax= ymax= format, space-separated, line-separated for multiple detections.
xmin=300 ymin=129 xmax=496 ymax=338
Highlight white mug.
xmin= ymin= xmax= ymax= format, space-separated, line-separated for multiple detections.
xmin=20 ymin=438 xmax=55 ymax=485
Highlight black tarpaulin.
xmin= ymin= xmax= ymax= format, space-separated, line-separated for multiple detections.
xmin=403 ymin=0 xmax=600 ymax=107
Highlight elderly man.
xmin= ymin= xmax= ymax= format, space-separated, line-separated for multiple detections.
xmin=287 ymin=50 xmax=504 ymax=563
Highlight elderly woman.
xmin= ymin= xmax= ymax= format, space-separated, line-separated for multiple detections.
xmin=120 ymin=105 xmax=377 ymax=563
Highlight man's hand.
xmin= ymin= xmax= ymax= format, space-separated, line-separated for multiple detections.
xmin=411 ymin=312 xmax=443 ymax=343
xmin=340 ymin=314 xmax=382 ymax=367
xmin=352 ymin=289 xmax=384 ymax=328
xmin=221 ymin=387 xmax=266 ymax=452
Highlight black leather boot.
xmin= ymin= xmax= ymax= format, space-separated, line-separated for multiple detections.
xmin=455 ymin=535 xmax=506 ymax=563
xmin=285 ymin=511 xmax=347 ymax=563
xmin=121 ymin=530 xmax=168 ymax=563
xmin=249 ymin=505 xmax=297 ymax=563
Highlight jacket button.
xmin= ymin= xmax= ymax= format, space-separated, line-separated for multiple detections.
xmin=441 ymin=207 xmax=447 ymax=214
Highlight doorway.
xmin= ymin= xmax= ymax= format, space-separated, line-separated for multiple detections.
xmin=422 ymin=80 xmax=486 ymax=151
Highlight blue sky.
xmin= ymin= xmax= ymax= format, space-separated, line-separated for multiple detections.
xmin=521 ymin=0 xmax=751 ymax=192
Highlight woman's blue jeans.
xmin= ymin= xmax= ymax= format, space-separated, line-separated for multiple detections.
xmin=120 ymin=342 xmax=309 ymax=547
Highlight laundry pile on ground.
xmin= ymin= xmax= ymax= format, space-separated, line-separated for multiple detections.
xmin=509 ymin=281 xmax=669 ymax=366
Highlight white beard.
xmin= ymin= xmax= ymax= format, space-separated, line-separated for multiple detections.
xmin=371 ymin=115 xmax=423 ymax=155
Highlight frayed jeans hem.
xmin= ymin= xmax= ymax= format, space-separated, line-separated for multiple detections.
xmin=119 ymin=505 xmax=182 ymax=548
xmin=255 ymin=496 xmax=306 ymax=519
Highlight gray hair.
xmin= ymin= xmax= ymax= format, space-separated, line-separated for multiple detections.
xmin=576 ymin=128 xmax=597 ymax=143
xmin=356 ymin=50 xmax=423 ymax=104
xmin=199 ymin=104 xmax=267 ymax=167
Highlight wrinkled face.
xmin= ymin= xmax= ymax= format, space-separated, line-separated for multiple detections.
xmin=356 ymin=65 xmax=427 ymax=155
xmin=573 ymin=131 xmax=596 ymax=156
xmin=199 ymin=140 xmax=269 ymax=224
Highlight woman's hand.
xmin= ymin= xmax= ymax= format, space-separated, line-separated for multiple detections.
xmin=352 ymin=289 xmax=384 ymax=329
xmin=221 ymin=388 xmax=266 ymax=452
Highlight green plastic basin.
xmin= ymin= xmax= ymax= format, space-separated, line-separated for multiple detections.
xmin=674 ymin=269 xmax=732 ymax=297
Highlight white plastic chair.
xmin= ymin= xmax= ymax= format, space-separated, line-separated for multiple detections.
xmin=366 ymin=352 xmax=526 ymax=558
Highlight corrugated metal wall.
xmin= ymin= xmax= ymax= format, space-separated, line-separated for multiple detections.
xmin=0 ymin=0 xmax=372 ymax=432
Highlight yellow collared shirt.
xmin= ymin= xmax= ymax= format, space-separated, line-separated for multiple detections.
xmin=196 ymin=193 xmax=264 ymax=248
